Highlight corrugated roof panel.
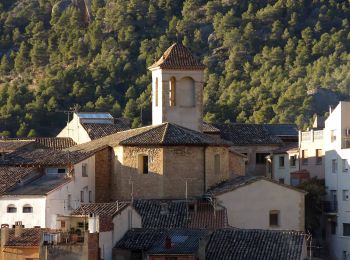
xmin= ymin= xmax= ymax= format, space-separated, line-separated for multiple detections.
xmin=76 ymin=112 xmax=113 ymax=119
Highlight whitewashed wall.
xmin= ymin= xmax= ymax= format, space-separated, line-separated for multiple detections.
xmin=324 ymin=101 xmax=350 ymax=260
xmin=0 ymin=196 xmax=46 ymax=228
xmin=0 ymin=155 xmax=95 ymax=229
xmin=57 ymin=113 xmax=92 ymax=144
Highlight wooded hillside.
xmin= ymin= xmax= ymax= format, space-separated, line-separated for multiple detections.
xmin=0 ymin=0 xmax=349 ymax=136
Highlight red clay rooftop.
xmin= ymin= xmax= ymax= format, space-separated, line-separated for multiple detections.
xmin=148 ymin=43 xmax=205 ymax=70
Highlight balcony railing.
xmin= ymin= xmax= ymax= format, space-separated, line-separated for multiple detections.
xmin=300 ymin=130 xmax=324 ymax=142
xmin=323 ymin=201 xmax=338 ymax=213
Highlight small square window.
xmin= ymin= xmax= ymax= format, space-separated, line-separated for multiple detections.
xmin=80 ymin=191 xmax=84 ymax=203
xmin=23 ymin=206 xmax=33 ymax=213
xmin=343 ymin=223 xmax=350 ymax=236
xmin=279 ymin=178 xmax=284 ymax=184
xmin=342 ymin=159 xmax=348 ymax=172
xmin=269 ymin=210 xmax=279 ymax=227
xmin=343 ymin=190 xmax=349 ymax=201
xmin=316 ymin=149 xmax=322 ymax=165
xmin=138 ymin=155 xmax=149 ymax=174
xmin=58 ymin=168 xmax=66 ymax=174
xmin=290 ymin=155 xmax=296 ymax=167
xmin=82 ymin=163 xmax=88 ymax=177
xmin=279 ymin=156 xmax=285 ymax=168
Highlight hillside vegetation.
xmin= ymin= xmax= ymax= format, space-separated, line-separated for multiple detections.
xmin=0 ymin=0 xmax=350 ymax=136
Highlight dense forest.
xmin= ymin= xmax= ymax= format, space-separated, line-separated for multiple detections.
xmin=0 ymin=0 xmax=350 ymax=137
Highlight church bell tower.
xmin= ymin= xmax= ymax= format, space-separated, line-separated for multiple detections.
xmin=148 ymin=43 xmax=205 ymax=132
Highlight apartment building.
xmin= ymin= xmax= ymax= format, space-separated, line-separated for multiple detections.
xmin=324 ymin=102 xmax=350 ymax=260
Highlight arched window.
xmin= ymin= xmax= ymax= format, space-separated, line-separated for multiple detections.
xmin=155 ymin=77 xmax=159 ymax=107
xmin=169 ymin=77 xmax=176 ymax=107
xmin=7 ymin=204 xmax=17 ymax=213
xmin=179 ymin=77 xmax=195 ymax=107
xmin=23 ymin=204 xmax=33 ymax=213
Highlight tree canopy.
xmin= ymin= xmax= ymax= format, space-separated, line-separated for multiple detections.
xmin=0 ymin=0 xmax=350 ymax=136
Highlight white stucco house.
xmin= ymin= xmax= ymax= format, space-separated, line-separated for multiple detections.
xmin=0 ymin=149 xmax=96 ymax=229
xmin=57 ymin=112 xmax=129 ymax=144
xmin=324 ymin=101 xmax=350 ymax=260
xmin=207 ymin=176 xmax=306 ymax=231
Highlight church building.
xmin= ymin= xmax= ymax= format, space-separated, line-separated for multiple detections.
xmin=69 ymin=43 xmax=242 ymax=200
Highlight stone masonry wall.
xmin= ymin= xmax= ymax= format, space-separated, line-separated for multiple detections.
xmin=205 ymin=146 xmax=230 ymax=189
xmin=114 ymin=146 xmax=163 ymax=200
xmin=163 ymin=146 xmax=205 ymax=198
xmin=229 ymin=152 xmax=246 ymax=176
xmin=112 ymin=145 xmax=232 ymax=200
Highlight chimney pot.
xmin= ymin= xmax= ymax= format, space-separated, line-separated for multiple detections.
xmin=14 ymin=221 xmax=23 ymax=238
xmin=1 ymin=224 xmax=9 ymax=247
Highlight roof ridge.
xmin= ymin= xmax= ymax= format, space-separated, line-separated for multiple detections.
xmin=122 ymin=123 xmax=166 ymax=144
xmin=161 ymin=123 xmax=169 ymax=143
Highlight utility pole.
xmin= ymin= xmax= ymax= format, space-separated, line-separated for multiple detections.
xmin=129 ymin=178 xmax=134 ymax=203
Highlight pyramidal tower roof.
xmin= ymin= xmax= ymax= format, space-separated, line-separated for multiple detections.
xmin=148 ymin=43 xmax=205 ymax=70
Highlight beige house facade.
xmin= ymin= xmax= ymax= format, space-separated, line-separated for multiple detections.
xmin=208 ymin=176 xmax=306 ymax=231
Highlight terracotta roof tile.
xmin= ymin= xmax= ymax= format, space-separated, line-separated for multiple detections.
xmin=69 ymin=123 xmax=231 ymax=154
xmin=6 ymin=228 xmax=51 ymax=247
xmin=5 ymin=174 xmax=71 ymax=196
xmin=0 ymin=148 xmax=93 ymax=167
xmin=149 ymin=43 xmax=205 ymax=70
xmin=0 ymin=167 xmax=39 ymax=195
xmin=0 ymin=140 xmax=33 ymax=152
xmin=115 ymin=228 xmax=209 ymax=254
xmin=133 ymin=200 xmax=227 ymax=229
xmin=211 ymin=123 xmax=283 ymax=146
xmin=71 ymin=202 xmax=129 ymax=217
xmin=82 ymin=121 xmax=130 ymax=140
xmin=0 ymin=137 xmax=76 ymax=150
xmin=206 ymin=229 xmax=306 ymax=260
xmin=207 ymin=176 xmax=306 ymax=196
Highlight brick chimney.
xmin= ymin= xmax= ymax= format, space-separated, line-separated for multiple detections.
xmin=14 ymin=221 xmax=23 ymax=238
xmin=1 ymin=224 xmax=9 ymax=248
xmin=165 ymin=236 xmax=172 ymax=249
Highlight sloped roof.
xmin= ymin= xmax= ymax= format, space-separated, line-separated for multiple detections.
xmin=71 ymin=202 xmax=129 ymax=217
xmin=0 ymin=167 xmax=39 ymax=196
xmin=69 ymin=123 xmax=232 ymax=153
xmin=5 ymin=174 xmax=71 ymax=196
xmin=82 ymin=121 xmax=130 ymax=140
xmin=207 ymin=176 xmax=306 ymax=196
xmin=211 ymin=123 xmax=283 ymax=146
xmin=33 ymin=137 xmax=76 ymax=149
xmin=148 ymin=43 xmax=205 ymax=70
xmin=6 ymin=228 xmax=51 ymax=247
xmin=264 ymin=124 xmax=298 ymax=137
xmin=0 ymin=140 xmax=33 ymax=152
xmin=0 ymin=148 xmax=93 ymax=167
xmin=206 ymin=229 xmax=306 ymax=260
xmin=0 ymin=137 xmax=76 ymax=150
xmin=115 ymin=228 xmax=209 ymax=254
xmin=133 ymin=199 xmax=227 ymax=229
